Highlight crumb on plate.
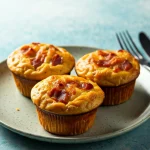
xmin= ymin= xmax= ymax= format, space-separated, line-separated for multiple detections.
xmin=16 ymin=108 xmax=20 ymax=111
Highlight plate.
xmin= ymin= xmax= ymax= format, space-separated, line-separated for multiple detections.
xmin=0 ymin=46 xmax=150 ymax=143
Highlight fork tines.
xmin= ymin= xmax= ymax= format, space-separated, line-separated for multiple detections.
xmin=116 ymin=30 xmax=150 ymax=71
xmin=116 ymin=31 xmax=143 ymax=60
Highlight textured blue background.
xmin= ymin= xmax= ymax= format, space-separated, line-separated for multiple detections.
xmin=0 ymin=0 xmax=150 ymax=149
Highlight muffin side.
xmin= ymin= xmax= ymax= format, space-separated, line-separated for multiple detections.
xmin=12 ymin=73 xmax=39 ymax=97
xmin=101 ymin=80 xmax=135 ymax=105
xmin=36 ymin=106 xmax=97 ymax=135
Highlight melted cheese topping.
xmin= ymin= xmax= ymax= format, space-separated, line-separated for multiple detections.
xmin=31 ymin=75 xmax=104 ymax=115
xmin=7 ymin=43 xmax=75 ymax=80
xmin=75 ymin=50 xmax=140 ymax=86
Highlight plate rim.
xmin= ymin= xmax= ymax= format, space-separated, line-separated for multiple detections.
xmin=0 ymin=45 xmax=150 ymax=144
xmin=0 ymin=109 xmax=150 ymax=144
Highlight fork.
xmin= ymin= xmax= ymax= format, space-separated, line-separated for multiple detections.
xmin=116 ymin=30 xmax=150 ymax=71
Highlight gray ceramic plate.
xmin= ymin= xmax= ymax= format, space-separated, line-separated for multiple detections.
xmin=0 ymin=46 xmax=150 ymax=143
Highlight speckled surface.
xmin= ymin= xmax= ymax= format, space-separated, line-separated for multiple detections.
xmin=0 ymin=0 xmax=150 ymax=149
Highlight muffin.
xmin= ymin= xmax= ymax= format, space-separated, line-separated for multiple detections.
xmin=31 ymin=75 xmax=104 ymax=135
xmin=7 ymin=43 xmax=75 ymax=97
xmin=75 ymin=49 xmax=140 ymax=105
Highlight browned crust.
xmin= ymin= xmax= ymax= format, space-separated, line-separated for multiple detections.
xmin=31 ymin=75 xmax=104 ymax=115
xmin=75 ymin=50 xmax=140 ymax=86
xmin=7 ymin=43 xmax=75 ymax=80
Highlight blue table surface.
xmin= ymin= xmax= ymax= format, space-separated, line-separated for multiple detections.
xmin=0 ymin=0 xmax=150 ymax=149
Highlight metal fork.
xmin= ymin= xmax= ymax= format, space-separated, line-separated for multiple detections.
xmin=116 ymin=31 xmax=150 ymax=71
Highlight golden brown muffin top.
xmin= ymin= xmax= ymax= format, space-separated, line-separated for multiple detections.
xmin=31 ymin=75 xmax=104 ymax=115
xmin=75 ymin=50 xmax=140 ymax=86
xmin=7 ymin=43 xmax=75 ymax=80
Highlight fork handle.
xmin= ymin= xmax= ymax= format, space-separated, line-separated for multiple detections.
xmin=143 ymin=65 xmax=150 ymax=72
xmin=147 ymin=62 xmax=150 ymax=67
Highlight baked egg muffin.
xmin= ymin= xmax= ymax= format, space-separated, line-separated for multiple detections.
xmin=75 ymin=49 xmax=140 ymax=105
xmin=7 ymin=43 xmax=75 ymax=97
xmin=31 ymin=75 xmax=104 ymax=135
